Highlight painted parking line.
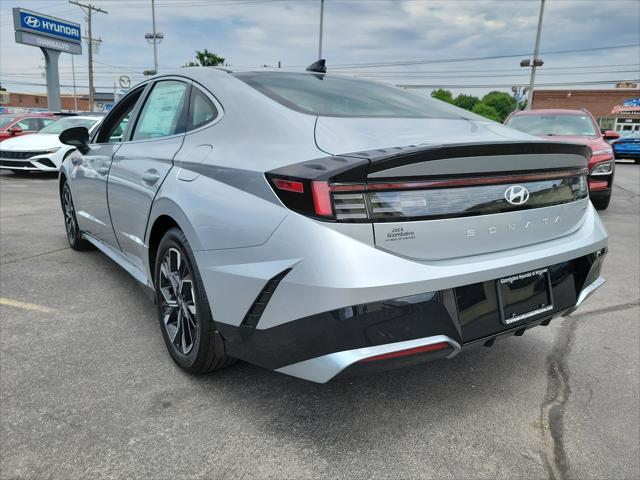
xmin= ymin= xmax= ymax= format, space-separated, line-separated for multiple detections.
xmin=0 ymin=297 xmax=54 ymax=313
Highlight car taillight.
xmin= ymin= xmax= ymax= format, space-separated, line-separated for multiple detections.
xmin=267 ymin=169 xmax=589 ymax=223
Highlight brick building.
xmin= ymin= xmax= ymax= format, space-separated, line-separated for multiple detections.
xmin=531 ymin=84 xmax=640 ymax=132
xmin=1 ymin=92 xmax=89 ymax=111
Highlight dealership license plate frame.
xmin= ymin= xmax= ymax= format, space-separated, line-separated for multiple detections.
xmin=496 ymin=267 xmax=554 ymax=326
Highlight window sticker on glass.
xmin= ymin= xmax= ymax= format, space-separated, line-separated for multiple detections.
xmin=133 ymin=81 xmax=188 ymax=140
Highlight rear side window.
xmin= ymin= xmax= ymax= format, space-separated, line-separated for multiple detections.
xmin=233 ymin=71 xmax=480 ymax=119
xmin=132 ymin=80 xmax=189 ymax=140
xmin=188 ymin=87 xmax=218 ymax=130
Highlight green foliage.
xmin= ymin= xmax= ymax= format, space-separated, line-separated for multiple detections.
xmin=454 ymin=94 xmax=480 ymax=111
xmin=431 ymin=89 xmax=454 ymax=104
xmin=471 ymin=102 xmax=502 ymax=122
xmin=184 ymin=49 xmax=225 ymax=67
xmin=481 ymin=91 xmax=516 ymax=121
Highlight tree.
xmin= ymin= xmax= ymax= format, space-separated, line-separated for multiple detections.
xmin=481 ymin=91 xmax=515 ymax=121
xmin=184 ymin=49 xmax=225 ymax=67
xmin=471 ymin=102 xmax=501 ymax=122
xmin=431 ymin=89 xmax=454 ymax=104
xmin=454 ymin=94 xmax=480 ymax=111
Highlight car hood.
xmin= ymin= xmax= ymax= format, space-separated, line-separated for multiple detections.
xmin=0 ymin=133 xmax=62 ymax=151
xmin=314 ymin=117 xmax=537 ymax=154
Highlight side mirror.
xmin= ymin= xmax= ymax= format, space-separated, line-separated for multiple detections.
xmin=59 ymin=127 xmax=90 ymax=153
xmin=7 ymin=125 xmax=22 ymax=135
xmin=602 ymin=130 xmax=620 ymax=140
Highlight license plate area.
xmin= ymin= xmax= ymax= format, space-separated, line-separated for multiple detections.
xmin=497 ymin=268 xmax=554 ymax=325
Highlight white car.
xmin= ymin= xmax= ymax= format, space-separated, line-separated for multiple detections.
xmin=0 ymin=116 xmax=102 ymax=172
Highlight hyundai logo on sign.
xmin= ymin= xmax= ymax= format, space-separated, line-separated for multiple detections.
xmin=24 ymin=16 xmax=41 ymax=28
xmin=504 ymin=185 xmax=530 ymax=205
xmin=14 ymin=8 xmax=81 ymax=44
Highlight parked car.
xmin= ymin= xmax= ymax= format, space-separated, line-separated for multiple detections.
xmin=0 ymin=115 xmax=102 ymax=172
xmin=612 ymin=131 xmax=640 ymax=163
xmin=57 ymin=69 xmax=607 ymax=383
xmin=0 ymin=113 xmax=57 ymax=143
xmin=504 ymin=109 xmax=617 ymax=210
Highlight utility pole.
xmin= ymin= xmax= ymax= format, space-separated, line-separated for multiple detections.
xmin=318 ymin=0 xmax=324 ymax=60
xmin=144 ymin=0 xmax=164 ymax=75
xmin=71 ymin=55 xmax=78 ymax=111
xmin=525 ymin=0 xmax=545 ymax=109
xmin=70 ymin=1 xmax=107 ymax=112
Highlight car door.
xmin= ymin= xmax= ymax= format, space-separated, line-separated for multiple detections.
xmin=72 ymin=86 xmax=148 ymax=247
xmin=107 ymin=78 xmax=190 ymax=271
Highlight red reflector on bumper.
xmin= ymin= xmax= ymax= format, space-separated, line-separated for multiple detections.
xmin=359 ymin=342 xmax=450 ymax=363
xmin=589 ymin=180 xmax=608 ymax=191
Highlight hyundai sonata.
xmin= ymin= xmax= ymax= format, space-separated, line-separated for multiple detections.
xmin=57 ymin=67 xmax=608 ymax=382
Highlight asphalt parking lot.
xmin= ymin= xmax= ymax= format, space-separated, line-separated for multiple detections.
xmin=0 ymin=163 xmax=638 ymax=480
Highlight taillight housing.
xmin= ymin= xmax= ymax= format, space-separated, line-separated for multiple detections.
xmin=267 ymin=169 xmax=589 ymax=223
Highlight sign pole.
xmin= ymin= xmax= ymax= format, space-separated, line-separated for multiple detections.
xmin=41 ymin=48 xmax=61 ymax=111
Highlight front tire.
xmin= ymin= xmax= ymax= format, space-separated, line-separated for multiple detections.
xmin=155 ymin=228 xmax=235 ymax=374
xmin=60 ymin=182 xmax=93 ymax=250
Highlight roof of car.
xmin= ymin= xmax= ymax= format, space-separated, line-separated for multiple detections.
xmin=511 ymin=109 xmax=592 ymax=116
xmin=0 ymin=112 xmax=58 ymax=118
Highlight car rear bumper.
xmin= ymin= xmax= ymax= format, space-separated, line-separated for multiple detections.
xmin=215 ymin=249 xmax=606 ymax=382
xmin=195 ymin=201 xmax=608 ymax=382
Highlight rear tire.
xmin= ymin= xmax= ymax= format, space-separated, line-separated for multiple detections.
xmin=154 ymin=227 xmax=235 ymax=374
xmin=60 ymin=182 xmax=93 ymax=250
xmin=591 ymin=194 xmax=611 ymax=210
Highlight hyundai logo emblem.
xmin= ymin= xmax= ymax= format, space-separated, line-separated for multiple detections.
xmin=504 ymin=185 xmax=530 ymax=205
xmin=24 ymin=15 xmax=41 ymax=28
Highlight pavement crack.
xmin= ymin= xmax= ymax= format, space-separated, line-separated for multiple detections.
xmin=541 ymin=316 xmax=577 ymax=480
xmin=1 ymin=247 xmax=68 ymax=265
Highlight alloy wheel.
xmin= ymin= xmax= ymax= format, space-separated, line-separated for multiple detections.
xmin=159 ymin=247 xmax=198 ymax=355
xmin=62 ymin=185 xmax=77 ymax=243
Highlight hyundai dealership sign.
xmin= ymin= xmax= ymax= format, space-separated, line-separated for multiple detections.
xmin=13 ymin=8 xmax=82 ymax=54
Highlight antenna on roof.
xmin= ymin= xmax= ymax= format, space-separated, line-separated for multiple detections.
xmin=306 ymin=59 xmax=326 ymax=73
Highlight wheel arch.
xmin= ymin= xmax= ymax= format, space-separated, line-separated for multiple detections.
xmin=145 ymin=197 xmax=203 ymax=284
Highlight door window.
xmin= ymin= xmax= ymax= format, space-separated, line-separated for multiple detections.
xmin=188 ymin=88 xmax=218 ymax=130
xmin=132 ymin=80 xmax=189 ymax=141
xmin=95 ymin=86 xmax=145 ymax=144
xmin=16 ymin=118 xmax=42 ymax=131
xmin=39 ymin=118 xmax=55 ymax=130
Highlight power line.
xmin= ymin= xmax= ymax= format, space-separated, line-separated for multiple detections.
xmin=327 ymin=44 xmax=640 ymax=69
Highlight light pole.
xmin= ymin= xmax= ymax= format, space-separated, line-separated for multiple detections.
xmin=144 ymin=0 xmax=164 ymax=75
xmin=522 ymin=0 xmax=546 ymax=109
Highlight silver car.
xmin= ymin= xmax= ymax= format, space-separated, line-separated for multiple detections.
xmin=58 ymin=67 xmax=608 ymax=383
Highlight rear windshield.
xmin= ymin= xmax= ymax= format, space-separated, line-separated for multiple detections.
xmin=506 ymin=113 xmax=598 ymax=137
xmin=234 ymin=72 xmax=482 ymax=119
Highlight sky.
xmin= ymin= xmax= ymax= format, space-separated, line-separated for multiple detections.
xmin=0 ymin=0 xmax=639 ymax=98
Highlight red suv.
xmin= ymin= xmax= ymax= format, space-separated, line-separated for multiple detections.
xmin=505 ymin=109 xmax=617 ymax=209
xmin=0 ymin=113 xmax=58 ymax=143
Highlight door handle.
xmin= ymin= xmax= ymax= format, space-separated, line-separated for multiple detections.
xmin=97 ymin=166 xmax=110 ymax=175
xmin=141 ymin=170 xmax=160 ymax=185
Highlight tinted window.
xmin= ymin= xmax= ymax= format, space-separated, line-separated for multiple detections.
xmin=40 ymin=117 xmax=100 ymax=134
xmin=16 ymin=118 xmax=41 ymax=131
xmin=233 ymin=72 xmax=480 ymax=119
xmin=96 ymin=86 xmax=144 ymax=143
xmin=132 ymin=80 xmax=189 ymax=140
xmin=189 ymin=87 xmax=218 ymax=130
xmin=506 ymin=114 xmax=598 ymax=137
